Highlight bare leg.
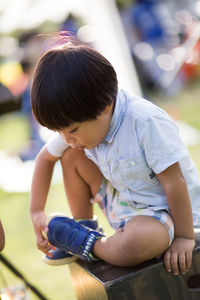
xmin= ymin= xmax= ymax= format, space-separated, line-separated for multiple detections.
xmin=61 ymin=148 xmax=102 ymax=219
xmin=61 ymin=149 xmax=170 ymax=266
xmin=93 ymin=215 xmax=170 ymax=266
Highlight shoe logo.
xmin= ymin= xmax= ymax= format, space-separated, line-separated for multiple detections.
xmin=82 ymin=233 xmax=96 ymax=257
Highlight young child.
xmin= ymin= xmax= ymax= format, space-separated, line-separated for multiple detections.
xmin=30 ymin=40 xmax=200 ymax=276
xmin=0 ymin=219 xmax=5 ymax=251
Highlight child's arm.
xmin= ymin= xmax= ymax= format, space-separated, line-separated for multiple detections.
xmin=0 ymin=220 xmax=5 ymax=251
xmin=30 ymin=145 xmax=59 ymax=256
xmin=157 ymin=162 xmax=195 ymax=275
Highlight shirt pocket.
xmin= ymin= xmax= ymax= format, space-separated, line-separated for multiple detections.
xmin=119 ymin=152 xmax=158 ymax=190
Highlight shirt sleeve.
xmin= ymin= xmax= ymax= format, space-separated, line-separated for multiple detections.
xmin=138 ymin=114 xmax=188 ymax=174
xmin=46 ymin=132 xmax=69 ymax=157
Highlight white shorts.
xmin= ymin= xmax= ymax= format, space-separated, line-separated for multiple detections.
xmin=92 ymin=178 xmax=175 ymax=245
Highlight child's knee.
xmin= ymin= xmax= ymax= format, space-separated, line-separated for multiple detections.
xmin=61 ymin=147 xmax=83 ymax=169
xmin=118 ymin=218 xmax=170 ymax=262
xmin=119 ymin=229 xmax=146 ymax=261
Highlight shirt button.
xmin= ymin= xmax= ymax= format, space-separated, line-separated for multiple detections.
xmin=102 ymin=166 xmax=108 ymax=172
xmin=120 ymin=184 xmax=126 ymax=191
xmin=130 ymin=161 xmax=136 ymax=167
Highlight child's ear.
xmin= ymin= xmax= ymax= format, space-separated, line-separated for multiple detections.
xmin=102 ymin=103 xmax=113 ymax=115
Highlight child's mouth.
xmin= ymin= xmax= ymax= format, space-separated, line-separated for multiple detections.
xmin=70 ymin=143 xmax=85 ymax=150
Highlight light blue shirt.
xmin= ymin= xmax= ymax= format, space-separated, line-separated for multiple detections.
xmin=47 ymin=90 xmax=200 ymax=217
xmin=84 ymin=90 xmax=200 ymax=215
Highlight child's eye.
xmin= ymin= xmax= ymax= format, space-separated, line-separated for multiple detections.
xmin=69 ymin=127 xmax=78 ymax=133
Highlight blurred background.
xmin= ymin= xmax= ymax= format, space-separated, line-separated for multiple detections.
xmin=0 ymin=0 xmax=200 ymax=299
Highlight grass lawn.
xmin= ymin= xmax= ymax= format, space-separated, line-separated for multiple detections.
xmin=0 ymin=79 xmax=200 ymax=299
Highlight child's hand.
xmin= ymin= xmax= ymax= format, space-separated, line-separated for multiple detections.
xmin=163 ymin=237 xmax=195 ymax=275
xmin=31 ymin=211 xmax=54 ymax=256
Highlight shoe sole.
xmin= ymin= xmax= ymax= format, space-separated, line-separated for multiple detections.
xmin=43 ymin=253 xmax=79 ymax=266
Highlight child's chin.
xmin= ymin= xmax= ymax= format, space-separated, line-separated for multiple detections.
xmin=76 ymin=146 xmax=85 ymax=150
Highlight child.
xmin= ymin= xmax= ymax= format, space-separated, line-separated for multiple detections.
xmin=30 ymin=40 xmax=200 ymax=276
xmin=0 ymin=219 xmax=5 ymax=251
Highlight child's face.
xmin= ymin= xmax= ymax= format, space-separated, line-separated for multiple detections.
xmin=59 ymin=104 xmax=113 ymax=150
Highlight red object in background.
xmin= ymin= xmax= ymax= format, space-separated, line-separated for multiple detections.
xmin=182 ymin=40 xmax=200 ymax=81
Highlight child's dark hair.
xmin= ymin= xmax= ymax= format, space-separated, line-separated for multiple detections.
xmin=31 ymin=40 xmax=118 ymax=130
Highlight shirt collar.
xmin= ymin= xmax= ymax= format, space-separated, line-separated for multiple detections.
xmin=104 ymin=89 xmax=127 ymax=143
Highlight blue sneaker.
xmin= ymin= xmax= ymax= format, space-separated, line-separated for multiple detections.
xmin=43 ymin=248 xmax=78 ymax=266
xmin=43 ymin=214 xmax=103 ymax=265
xmin=45 ymin=215 xmax=104 ymax=263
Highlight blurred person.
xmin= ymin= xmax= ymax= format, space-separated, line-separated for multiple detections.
xmin=18 ymin=31 xmax=45 ymax=161
xmin=60 ymin=13 xmax=79 ymax=37
xmin=120 ymin=0 xmax=185 ymax=92
xmin=30 ymin=40 xmax=200 ymax=275
xmin=0 ymin=81 xmax=21 ymax=115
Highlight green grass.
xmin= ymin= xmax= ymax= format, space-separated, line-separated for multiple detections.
xmin=152 ymin=81 xmax=200 ymax=131
xmin=0 ymin=113 xmax=28 ymax=153
xmin=0 ymin=80 xmax=200 ymax=299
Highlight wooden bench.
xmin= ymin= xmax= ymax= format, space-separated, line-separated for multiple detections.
xmin=69 ymin=229 xmax=200 ymax=300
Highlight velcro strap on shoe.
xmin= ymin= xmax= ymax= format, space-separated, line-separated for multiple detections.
xmin=69 ymin=223 xmax=91 ymax=254
xmin=79 ymin=231 xmax=104 ymax=261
